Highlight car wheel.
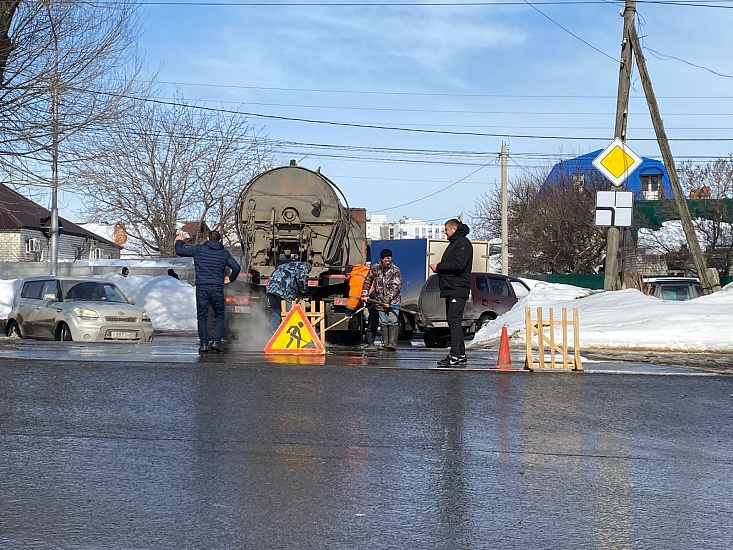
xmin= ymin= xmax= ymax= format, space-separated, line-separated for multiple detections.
xmin=56 ymin=323 xmax=73 ymax=341
xmin=6 ymin=320 xmax=21 ymax=338
xmin=476 ymin=313 xmax=496 ymax=332
xmin=423 ymin=329 xmax=440 ymax=348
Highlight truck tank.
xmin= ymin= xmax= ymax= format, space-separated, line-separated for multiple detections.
xmin=235 ymin=161 xmax=367 ymax=284
xmin=233 ymin=162 xmax=368 ymax=344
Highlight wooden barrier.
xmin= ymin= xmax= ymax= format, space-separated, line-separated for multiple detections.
xmin=282 ymin=300 xmax=326 ymax=344
xmin=524 ymin=307 xmax=583 ymax=372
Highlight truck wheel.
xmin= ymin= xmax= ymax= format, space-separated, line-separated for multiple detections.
xmin=340 ymin=331 xmax=363 ymax=347
xmin=398 ymin=314 xmax=413 ymax=341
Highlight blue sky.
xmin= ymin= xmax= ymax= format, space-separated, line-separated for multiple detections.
xmin=58 ymin=1 xmax=733 ymax=226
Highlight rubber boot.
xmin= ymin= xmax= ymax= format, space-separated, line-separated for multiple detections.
xmin=386 ymin=325 xmax=398 ymax=351
xmin=359 ymin=330 xmax=374 ymax=350
xmin=377 ymin=327 xmax=386 ymax=351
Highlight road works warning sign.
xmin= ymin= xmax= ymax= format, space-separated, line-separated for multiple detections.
xmin=264 ymin=304 xmax=325 ymax=355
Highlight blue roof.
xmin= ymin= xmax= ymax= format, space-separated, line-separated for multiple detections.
xmin=541 ymin=149 xmax=674 ymax=199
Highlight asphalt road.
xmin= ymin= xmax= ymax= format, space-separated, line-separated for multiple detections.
xmin=1 ymin=337 xmax=732 ymax=549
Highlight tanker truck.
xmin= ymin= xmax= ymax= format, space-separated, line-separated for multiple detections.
xmin=225 ymin=161 xmax=368 ymax=344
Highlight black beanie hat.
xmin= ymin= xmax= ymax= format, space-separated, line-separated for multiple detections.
xmin=380 ymin=248 xmax=393 ymax=259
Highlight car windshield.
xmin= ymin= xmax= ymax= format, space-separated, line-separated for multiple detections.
xmin=61 ymin=281 xmax=127 ymax=303
xmin=658 ymin=284 xmax=693 ymax=301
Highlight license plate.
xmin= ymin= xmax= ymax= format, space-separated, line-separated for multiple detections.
xmin=228 ymin=306 xmax=251 ymax=313
xmin=110 ymin=331 xmax=137 ymax=339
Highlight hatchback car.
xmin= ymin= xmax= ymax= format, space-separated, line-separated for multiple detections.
xmin=5 ymin=276 xmax=154 ymax=342
xmin=644 ymin=277 xmax=703 ymax=301
xmin=416 ymin=273 xmax=530 ymax=348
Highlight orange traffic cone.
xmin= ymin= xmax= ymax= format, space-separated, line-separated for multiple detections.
xmin=490 ymin=326 xmax=519 ymax=371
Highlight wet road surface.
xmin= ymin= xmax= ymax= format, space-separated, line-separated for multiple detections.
xmin=1 ymin=337 xmax=732 ymax=549
xmin=0 ymin=334 xmax=728 ymax=375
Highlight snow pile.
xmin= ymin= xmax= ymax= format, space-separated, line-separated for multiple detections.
xmin=470 ymin=280 xmax=733 ymax=353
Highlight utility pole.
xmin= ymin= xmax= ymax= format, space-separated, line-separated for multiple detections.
xmin=500 ymin=143 xmax=509 ymax=275
xmin=604 ymin=0 xmax=635 ymax=291
xmin=627 ymin=25 xmax=718 ymax=294
xmin=43 ymin=0 xmax=59 ymax=276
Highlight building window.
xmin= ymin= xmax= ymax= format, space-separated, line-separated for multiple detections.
xmin=641 ymin=173 xmax=663 ymax=200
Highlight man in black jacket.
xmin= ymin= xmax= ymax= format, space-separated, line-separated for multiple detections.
xmin=429 ymin=219 xmax=473 ymax=367
xmin=175 ymin=230 xmax=241 ymax=354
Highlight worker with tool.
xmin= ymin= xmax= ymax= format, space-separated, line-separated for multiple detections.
xmin=361 ymin=248 xmax=402 ymax=351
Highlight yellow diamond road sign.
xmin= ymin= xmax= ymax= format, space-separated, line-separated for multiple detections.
xmin=592 ymin=138 xmax=642 ymax=187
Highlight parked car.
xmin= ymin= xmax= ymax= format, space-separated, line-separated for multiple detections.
xmin=5 ymin=276 xmax=154 ymax=342
xmin=644 ymin=277 xmax=703 ymax=301
xmin=416 ymin=273 xmax=530 ymax=348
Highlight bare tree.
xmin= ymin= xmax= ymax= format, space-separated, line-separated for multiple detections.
xmin=0 ymin=1 xmax=150 ymax=187
xmin=470 ymin=166 xmax=607 ymax=274
xmin=676 ymin=156 xmax=733 ymax=274
xmin=71 ymin=98 xmax=274 ymax=258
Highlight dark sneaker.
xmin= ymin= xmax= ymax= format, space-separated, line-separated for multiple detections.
xmin=437 ymin=355 xmax=463 ymax=368
xmin=198 ymin=343 xmax=210 ymax=354
xmin=457 ymin=355 xmax=468 ymax=364
xmin=209 ymin=341 xmax=224 ymax=353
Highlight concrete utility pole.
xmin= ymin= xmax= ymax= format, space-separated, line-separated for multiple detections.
xmin=604 ymin=0 xmax=635 ymax=291
xmin=43 ymin=0 xmax=60 ymax=276
xmin=500 ymin=143 xmax=509 ymax=275
xmin=628 ymin=25 xmax=719 ymax=294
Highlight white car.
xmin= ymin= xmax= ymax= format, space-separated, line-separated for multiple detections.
xmin=5 ymin=276 xmax=154 ymax=342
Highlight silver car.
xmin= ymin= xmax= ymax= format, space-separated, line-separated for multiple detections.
xmin=5 ymin=276 xmax=154 ymax=342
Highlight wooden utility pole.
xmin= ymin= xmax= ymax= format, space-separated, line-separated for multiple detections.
xmin=501 ymin=143 xmax=509 ymax=275
xmin=628 ymin=25 xmax=719 ymax=294
xmin=604 ymin=0 xmax=635 ymax=291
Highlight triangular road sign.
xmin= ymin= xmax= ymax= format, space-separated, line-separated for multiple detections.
xmin=264 ymin=303 xmax=325 ymax=355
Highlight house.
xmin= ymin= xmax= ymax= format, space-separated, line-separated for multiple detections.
xmin=0 ymin=183 xmax=120 ymax=262
xmin=542 ymin=149 xmax=673 ymax=200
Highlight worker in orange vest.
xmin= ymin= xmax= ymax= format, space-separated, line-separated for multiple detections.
xmin=345 ymin=264 xmax=378 ymax=347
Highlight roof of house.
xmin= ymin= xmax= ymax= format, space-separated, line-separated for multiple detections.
xmin=542 ymin=149 xmax=674 ymax=199
xmin=0 ymin=182 xmax=117 ymax=247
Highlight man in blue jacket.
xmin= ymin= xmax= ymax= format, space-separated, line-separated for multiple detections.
xmin=429 ymin=219 xmax=473 ymax=367
xmin=175 ymin=230 xmax=241 ymax=353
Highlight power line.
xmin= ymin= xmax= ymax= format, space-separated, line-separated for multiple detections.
xmin=370 ymin=162 xmax=496 ymax=213
xmin=91 ymin=0 xmax=733 ymax=8
xmin=154 ymin=80 xmax=733 ymax=99
xmin=82 ymin=89 xmax=733 ymax=141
